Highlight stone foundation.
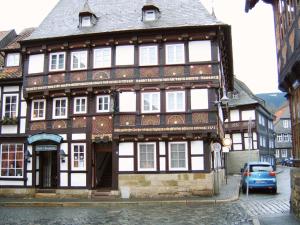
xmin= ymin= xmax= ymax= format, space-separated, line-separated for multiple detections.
xmin=0 ymin=188 xmax=36 ymax=197
xmin=291 ymin=167 xmax=300 ymax=219
xmin=118 ymin=172 xmax=215 ymax=198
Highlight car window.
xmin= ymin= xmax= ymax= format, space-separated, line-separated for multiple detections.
xmin=250 ymin=165 xmax=273 ymax=172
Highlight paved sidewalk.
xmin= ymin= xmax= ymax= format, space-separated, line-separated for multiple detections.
xmin=258 ymin=213 xmax=300 ymax=225
xmin=0 ymin=175 xmax=241 ymax=207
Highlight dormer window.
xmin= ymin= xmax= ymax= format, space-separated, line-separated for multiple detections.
xmin=144 ymin=10 xmax=156 ymax=21
xmin=142 ymin=1 xmax=159 ymax=22
xmin=82 ymin=16 xmax=91 ymax=27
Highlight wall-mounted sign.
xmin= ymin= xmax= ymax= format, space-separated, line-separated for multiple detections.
xmin=222 ymin=137 xmax=232 ymax=147
xmin=27 ymin=133 xmax=63 ymax=144
xmin=36 ymin=145 xmax=57 ymax=152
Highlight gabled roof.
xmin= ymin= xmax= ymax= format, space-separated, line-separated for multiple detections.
xmin=79 ymin=0 xmax=96 ymax=16
xmin=274 ymin=102 xmax=290 ymax=123
xmin=25 ymin=0 xmax=224 ymax=41
xmin=3 ymin=28 xmax=35 ymax=50
xmin=0 ymin=30 xmax=16 ymax=49
xmin=229 ymin=78 xmax=265 ymax=107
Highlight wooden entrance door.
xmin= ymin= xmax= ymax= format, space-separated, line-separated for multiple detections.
xmin=39 ymin=151 xmax=58 ymax=188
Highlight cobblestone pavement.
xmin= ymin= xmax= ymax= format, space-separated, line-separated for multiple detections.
xmin=0 ymin=203 xmax=255 ymax=225
xmin=239 ymin=166 xmax=291 ymax=217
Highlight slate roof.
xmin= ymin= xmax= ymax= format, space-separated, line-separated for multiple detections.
xmin=228 ymin=78 xmax=265 ymax=107
xmin=26 ymin=0 xmax=224 ymax=41
xmin=3 ymin=28 xmax=35 ymax=50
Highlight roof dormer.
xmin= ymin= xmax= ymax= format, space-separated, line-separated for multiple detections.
xmin=79 ymin=0 xmax=97 ymax=28
xmin=142 ymin=0 xmax=160 ymax=22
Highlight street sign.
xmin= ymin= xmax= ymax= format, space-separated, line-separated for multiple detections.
xmin=222 ymin=137 xmax=232 ymax=147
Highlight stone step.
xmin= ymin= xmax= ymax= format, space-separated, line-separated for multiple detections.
xmin=35 ymin=193 xmax=58 ymax=198
xmin=36 ymin=189 xmax=56 ymax=193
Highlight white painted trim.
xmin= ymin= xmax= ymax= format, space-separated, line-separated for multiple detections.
xmin=139 ymin=45 xmax=158 ymax=66
xmin=49 ymin=52 xmax=66 ymax=71
xmin=71 ymin=51 xmax=88 ymax=70
xmin=72 ymin=133 xmax=86 ymax=140
xmin=168 ymin=141 xmax=188 ymax=171
xmin=137 ymin=142 xmax=157 ymax=171
xmin=96 ymin=95 xmax=110 ymax=113
xmin=3 ymin=86 xmax=19 ymax=93
xmin=165 ymin=43 xmax=185 ymax=65
xmin=166 ymin=91 xmax=185 ymax=112
xmin=31 ymin=99 xmax=46 ymax=120
xmin=141 ymin=92 xmax=160 ymax=113
xmin=93 ymin=47 xmax=112 ymax=68
xmin=52 ymin=97 xmax=68 ymax=119
xmin=71 ymin=143 xmax=86 ymax=171
xmin=73 ymin=96 xmax=87 ymax=114
xmin=2 ymin=93 xmax=19 ymax=119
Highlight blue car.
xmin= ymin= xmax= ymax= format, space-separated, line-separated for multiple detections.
xmin=241 ymin=162 xmax=277 ymax=194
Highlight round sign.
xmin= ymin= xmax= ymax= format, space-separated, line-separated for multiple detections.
xmin=222 ymin=137 xmax=232 ymax=147
xmin=211 ymin=143 xmax=222 ymax=152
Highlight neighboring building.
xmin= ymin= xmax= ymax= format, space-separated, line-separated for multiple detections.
xmin=3 ymin=0 xmax=234 ymax=198
xmin=225 ymin=78 xmax=276 ymax=174
xmin=0 ymin=28 xmax=34 ymax=188
xmin=0 ymin=30 xmax=17 ymax=68
xmin=274 ymin=102 xmax=292 ymax=162
xmin=245 ymin=0 xmax=300 ymax=219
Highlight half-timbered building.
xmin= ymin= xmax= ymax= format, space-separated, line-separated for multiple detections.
xmin=0 ymin=28 xmax=34 ymax=189
xmin=8 ymin=0 xmax=234 ymax=198
xmin=225 ymin=78 xmax=275 ymax=173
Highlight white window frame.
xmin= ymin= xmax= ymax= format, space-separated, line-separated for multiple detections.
xmin=275 ymin=149 xmax=280 ymax=158
xmin=165 ymin=43 xmax=185 ymax=65
xmin=52 ymin=97 xmax=68 ymax=119
xmin=2 ymin=93 xmax=18 ymax=119
xmin=283 ymin=119 xmax=290 ymax=128
xmin=49 ymin=52 xmax=66 ymax=71
xmin=281 ymin=149 xmax=287 ymax=158
xmin=166 ymin=91 xmax=185 ymax=112
xmin=31 ymin=99 xmax=46 ymax=120
xmin=73 ymin=97 xmax=87 ymax=114
xmin=115 ymin=45 xmax=134 ymax=66
xmin=137 ymin=142 xmax=157 ymax=171
xmin=96 ymin=95 xmax=110 ymax=113
xmin=71 ymin=51 xmax=88 ymax=70
xmin=28 ymin=54 xmax=44 ymax=74
xmin=81 ymin=16 xmax=91 ymax=27
xmin=168 ymin=142 xmax=188 ymax=171
xmin=71 ymin=143 xmax=86 ymax=171
xmin=139 ymin=45 xmax=158 ymax=66
xmin=93 ymin=47 xmax=111 ymax=68
xmin=283 ymin=133 xmax=289 ymax=142
xmin=0 ymin=144 xmax=23 ymax=177
xmin=6 ymin=53 xmax=20 ymax=67
xmin=277 ymin=134 xmax=283 ymax=142
xmin=144 ymin=10 xmax=156 ymax=21
xmin=141 ymin=92 xmax=160 ymax=113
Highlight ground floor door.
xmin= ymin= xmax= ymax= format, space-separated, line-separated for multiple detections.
xmin=93 ymin=143 xmax=112 ymax=189
xmin=39 ymin=151 xmax=58 ymax=188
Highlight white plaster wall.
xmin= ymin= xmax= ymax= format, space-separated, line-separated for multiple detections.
xmin=191 ymin=156 xmax=204 ymax=170
xmin=36 ymin=171 xmax=39 ymax=185
xmin=20 ymin=102 xmax=27 ymax=117
xmin=191 ymin=89 xmax=208 ymax=110
xmin=230 ymin=110 xmax=240 ymax=121
xmin=2 ymin=125 xmax=18 ymax=134
xmin=0 ymin=181 xmax=24 ymax=186
xmin=60 ymin=173 xmax=68 ymax=187
xmin=60 ymin=143 xmax=68 ymax=171
xmin=160 ymin=157 xmax=166 ymax=171
xmin=58 ymin=134 xmax=67 ymax=141
xmin=36 ymin=156 xmax=39 ymax=170
xmin=119 ymin=158 xmax=134 ymax=171
xmin=26 ymin=146 xmax=33 ymax=171
xmin=119 ymin=142 xmax=134 ymax=156
xmin=72 ymin=133 xmax=86 ymax=140
xmin=159 ymin=142 xmax=165 ymax=155
xmin=241 ymin=110 xmax=256 ymax=121
xmin=189 ymin=40 xmax=211 ymax=62
xmin=20 ymin=118 xmax=26 ymax=134
xmin=71 ymin=173 xmax=86 ymax=187
xmin=3 ymin=86 xmax=19 ymax=92
xmin=191 ymin=141 xmax=204 ymax=155
xmin=27 ymin=173 xmax=32 ymax=186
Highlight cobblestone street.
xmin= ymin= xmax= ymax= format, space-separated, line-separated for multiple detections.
xmin=0 ymin=203 xmax=254 ymax=225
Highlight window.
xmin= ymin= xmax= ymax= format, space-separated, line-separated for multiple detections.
xmin=71 ymin=51 xmax=88 ymax=70
xmin=268 ymin=121 xmax=274 ymax=130
xmin=232 ymin=133 xmax=242 ymax=151
xmin=244 ymin=133 xmax=253 ymax=150
xmin=283 ymin=119 xmax=291 ymax=128
xmin=6 ymin=53 xmax=20 ymax=67
xmin=138 ymin=143 xmax=156 ymax=171
xmin=169 ymin=142 xmax=188 ymax=171
xmin=82 ymin=16 xmax=91 ymax=27
xmin=166 ymin=44 xmax=184 ymax=64
xmin=93 ymin=48 xmax=111 ymax=68
xmin=119 ymin=92 xmax=136 ymax=112
xmin=28 ymin=54 xmax=44 ymax=74
xmin=230 ymin=109 xmax=240 ymax=122
xmin=260 ymin=136 xmax=266 ymax=147
xmin=277 ymin=134 xmax=283 ymax=142
xmin=258 ymin=114 xmax=265 ymax=126
xmin=283 ymin=134 xmax=289 ymax=142
xmin=188 ymin=41 xmax=211 ymax=62
xmin=31 ymin=99 xmax=46 ymax=120
xmin=144 ymin=10 xmax=156 ymax=21
xmin=166 ymin=91 xmax=185 ymax=112
xmin=72 ymin=144 xmax=86 ymax=170
xmin=0 ymin=144 xmax=23 ymax=177
xmin=96 ymin=95 xmax=110 ymax=112
xmin=141 ymin=92 xmax=160 ymax=113
xmin=53 ymin=97 xmax=68 ymax=119
xmin=190 ymin=89 xmax=208 ymax=110
xmin=139 ymin=45 xmax=158 ymax=66
xmin=49 ymin=52 xmax=65 ymax=71
xmin=2 ymin=94 xmax=18 ymax=118
xmin=281 ymin=149 xmax=287 ymax=158
xmin=74 ymin=97 xmax=87 ymax=114
xmin=116 ymin=45 xmax=134 ymax=65
xmin=241 ymin=110 xmax=255 ymax=121
xmin=276 ymin=149 xmax=280 ymax=158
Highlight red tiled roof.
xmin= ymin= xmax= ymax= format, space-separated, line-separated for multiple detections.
xmin=0 ymin=67 xmax=22 ymax=80
xmin=4 ymin=28 xmax=35 ymax=50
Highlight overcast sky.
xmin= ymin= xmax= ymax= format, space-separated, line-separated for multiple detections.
xmin=0 ymin=0 xmax=279 ymax=94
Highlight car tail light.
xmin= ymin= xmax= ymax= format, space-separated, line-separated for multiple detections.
xmin=243 ymin=172 xmax=251 ymax=176
xmin=269 ymin=171 xmax=276 ymax=176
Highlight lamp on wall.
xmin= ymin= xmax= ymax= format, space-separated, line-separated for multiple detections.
xmin=24 ymin=150 xmax=32 ymax=163
xmin=59 ymin=149 xmax=68 ymax=163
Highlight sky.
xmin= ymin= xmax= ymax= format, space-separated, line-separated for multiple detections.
xmin=0 ymin=0 xmax=279 ymax=94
